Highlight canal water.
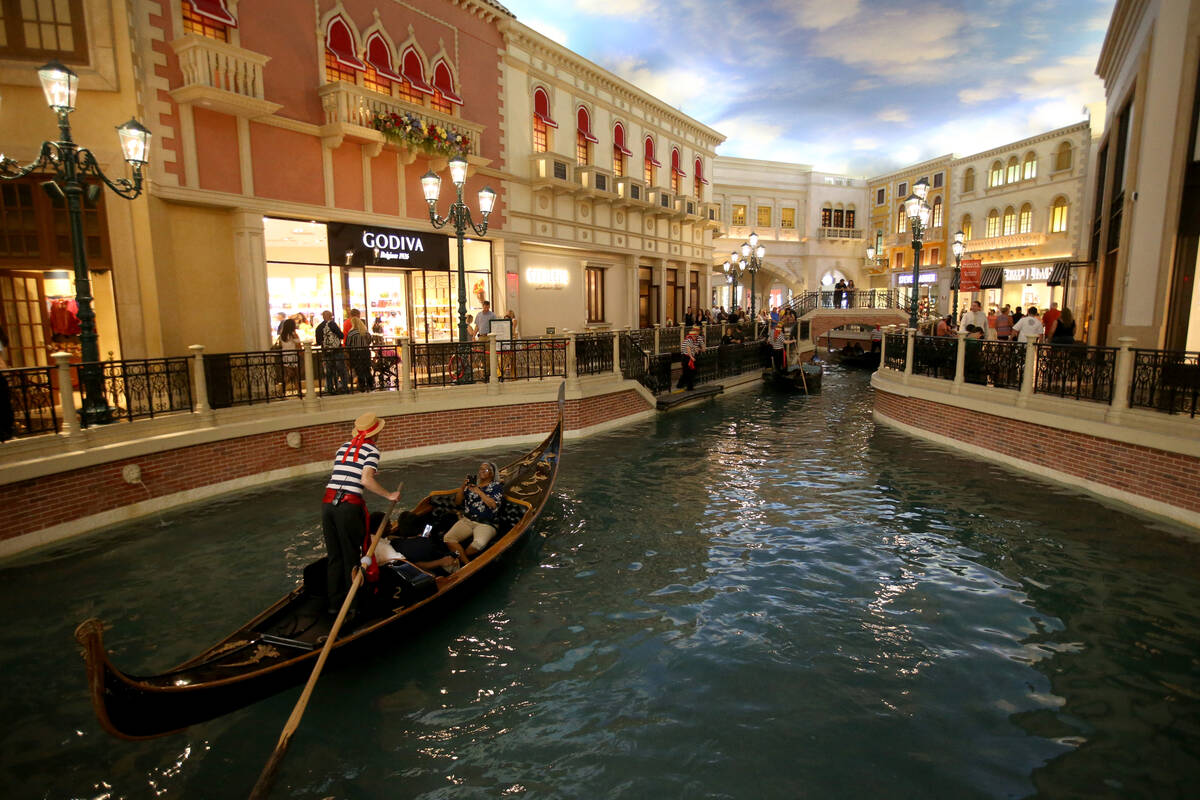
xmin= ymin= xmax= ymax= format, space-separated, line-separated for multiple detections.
xmin=2 ymin=368 xmax=1199 ymax=799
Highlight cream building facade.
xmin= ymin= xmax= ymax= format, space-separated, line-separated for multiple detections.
xmin=497 ymin=19 xmax=724 ymax=332
xmin=711 ymin=157 xmax=868 ymax=312
xmin=1090 ymin=0 xmax=1200 ymax=348
xmin=950 ymin=121 xmax=1095 ymax=325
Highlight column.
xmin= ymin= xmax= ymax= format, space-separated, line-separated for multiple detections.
xmin=301 ymin=341 xmax=318 ymax=410
xmin=612 ymin=329 xmax=622 ymax=377
xmin=188 ymin=344 xmax=212 ymax=416
xmin=904 ymin=328 xmax=915 ymax=380
xmin=1018 ymin=340 xmax=1038 ymax=405
xmin=953 ymin=329 xmax=967 ymax=388
xmin=487 ymin=333 xmax=500 ymax=395
xmin=399 ymin=337 xmax=415 ymax=401
xmin=231 ymin=209 xmax=270 ymax=351
xmin=51 ymin=351 xmax=80 ymax=438
xmin=566 ymin=332 xmax=580 ymax=391
xmin=1108 ymin=336 xmax=1137 ymax=417
xmin=653 ymin=325 xmax=661 ymax=355
xmin=879 ymin=326 xmax=889 ymax=370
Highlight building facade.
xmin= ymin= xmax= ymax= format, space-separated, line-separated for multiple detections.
xmin=711 ymin=158 xmax=868 ymax=312
xmin=1089 ymin=0 xmax=1200 ymax=348
xmin=866 ymin=155 xmax=954 ymax=318
xmin=949 ymin=122 xmax=1094 ymax=327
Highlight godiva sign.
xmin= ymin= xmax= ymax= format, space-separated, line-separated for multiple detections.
xmin=326 ymin=222 xmax=450 ymax=270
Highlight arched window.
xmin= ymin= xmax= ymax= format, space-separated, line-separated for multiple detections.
xmin=845 ymin=204 xmax=856 ymax=228
xmin=363 ymin=33 xmax=402 ymax=96
xmin=613 ymin=122 xmax=631 ymax=177
xmin=961 ymin=214 xmax=973 ymax=240
xmin=532 ymin=87 xmax=556 ymax=153
xmin=832 ymin=204 xmax=844 ymax=228
xmin=693 ymin=157 xmax=707 ymax=199
xmin=576 ymin=106 xmax=597 ymax=166
xmin=1002 ymin=206 xmax=1016 ymax=236
xmin=897 ymin=205 xmax=906 ymax=234
xmin=963 ymin=167 xmax=975 ymax=193
xmin=1055 ymin=141 xmax=1073 ymax=172
xmin=182 ymin=0 xmax=235 ymax=41
xmin=1050 ymin=196 xmax=1069 ymax=232
xmin=986 ymin=209 xmax=1000 ymax=238
xmin=1022 ymin=151 xmax=1037 ymax=180
xmin=324 ymin=15 xmax=364 ymax=84
xmin=643 ymin=137 xmax=660 ymax=186
xmin=1006 ymin=156 xmax=1020 ymax=184
xmin=989 ymin=161 xmax=1003 ymax=187
xmin=431 ymin=59 xmax=462 ymax=113
xmin=670 ymin=147 xmax=685 ymax=194
xmin=931 ymin=195 xmax=943 ymax=228
xmin=821 ymin=203 xmax=832 ymax=228
xmin=1019 ymin=203 xmax=1033 ymax=234
xmin=397 ymin=47 xmax=433 ymax=104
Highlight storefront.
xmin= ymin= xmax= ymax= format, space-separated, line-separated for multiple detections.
xmin=896 ymin=270 xmax=940 ymax=318
xmin=263 ymin=218 xmax=493 ymax=343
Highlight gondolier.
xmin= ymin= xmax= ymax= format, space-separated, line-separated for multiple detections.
xmin=677 ymin=325 xmax=705 ymax=391
xmin=767 ymin=323 xmax=788 ymax=371
xmin=323 ymin=412 xmax=401 ymax=614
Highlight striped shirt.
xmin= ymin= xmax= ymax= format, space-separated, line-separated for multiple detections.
xmin=325 ymin=441 xmax=381 ymax=496
xmin=681 ymin=334 xmax=704 ymax=357
xmin=769 ymin=329 xmax=787 ymax=350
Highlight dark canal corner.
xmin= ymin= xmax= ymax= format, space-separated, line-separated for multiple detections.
xmin=1 ymin=367 xmax=1199 ymax=799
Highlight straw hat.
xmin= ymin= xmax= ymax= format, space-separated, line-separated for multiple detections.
xmin=353 ymin=412 xmax=385 ymax=438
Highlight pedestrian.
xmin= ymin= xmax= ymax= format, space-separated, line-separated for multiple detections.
xmin=1012 ymin=306 xmax=1044 ymax=343
xmin=321 ymin=413 xmax=402 ymax=615
xmin=960 ymin=300 xmax=991 ymax=339
xmin=995 ymin=306 xmax=1014 ymax=341
xmin=475 ymin=300 xmax=497 ymax=337
xmin=315 ymin=310 xmax=349 ymax=394
xmin=1042 ymin=301 xmax=1061 ymax=341
xmin=844 ymin=278 xmax=856 ymax=307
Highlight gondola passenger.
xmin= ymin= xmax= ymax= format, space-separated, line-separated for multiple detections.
xmin=322 ymin=413 xmax=402 ymax=614
xmin=444 ymin=461 xmax=504 ymax=565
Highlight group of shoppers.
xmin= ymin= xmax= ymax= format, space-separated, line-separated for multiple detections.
xmin=933 ymin=300 xmax=1078 ymax=345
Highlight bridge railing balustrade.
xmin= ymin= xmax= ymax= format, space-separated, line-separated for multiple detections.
xmin=1 ymin=365 xmax=59 ymax=438
xmin=1033 ymin=343 xmax=1116 ymax=403
xmin=575 ymin=332 xmax=615 ymax=376
xmin=912 ymin=335 xmax=958 ymax=380
xmin=883 ymin=333 xmax=907 ymax=371
xmin=1129 ymin=348 xmax=1200 ymax=417
xmin=963 ymin=340 xmax=1025 ymax=389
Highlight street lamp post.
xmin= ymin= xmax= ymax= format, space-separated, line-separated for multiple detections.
xmin=0 ymin=60 xmax=151 ymax=425
xmin=951 ymin=229 xmax=965 ymax=324
xmin=903 ymin=178 xmax=932 ymax=328
xmin=420 ymin=155 xmax=496 ymax=343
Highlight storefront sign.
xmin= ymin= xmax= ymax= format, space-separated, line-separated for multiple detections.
xmin=327 ymin=222 xmax=449 ymax=270
xmin=959 ymin=259 xmax=982 ymax=292
xmin=1003 ymin=266 xmax=1052 ymax=283
xmin=897 ymin=272 xmax=938 ymax=285
xmin=527 ymin=267 xmax=569 ymax=288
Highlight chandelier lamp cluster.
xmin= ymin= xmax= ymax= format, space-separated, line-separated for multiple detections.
xmin=722 ymin=232 xmax=766 ymax=319
xmin=420 ymin=155 xmax=497 ymax=343
xmin=903 ymin=178 xmax=933 ymax=328
xmin=0 ymin=60 xmax=152 ymax=425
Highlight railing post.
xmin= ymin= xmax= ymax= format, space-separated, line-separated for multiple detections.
xmin=301 ymin=341 xmax=319 ymax=410
xmin=1018 ymin=340 xmax=1038 ymax=406
xmin=487 ymin=333 xmax=500 ymax=395
xmin=904 ymin=328 xmax=915 ymax=381
xmin=612 ymin=330 xmax=622 ymax=377
xmin=653 ymin=324 xmax=661 ymax=355
xmin=878 ymin=325 xmax=889 ymax=369
xmin=566 ymin=332 xmax=580 ymax=390
xmin=188 ymin=344 xmax=213 ymax=418
xmin=399 ymin=338 xmax=414 ymax=401
xmin=1108 ymin=336 xmax=1137 ymax=418
xmin=953 ymin=329 xmax=967 ymax=389
xmin=51 ymin=351 xmax=80 ymax=438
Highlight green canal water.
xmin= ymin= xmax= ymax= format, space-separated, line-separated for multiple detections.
xmin=2 ymin=368 xmax=1199 ymax=799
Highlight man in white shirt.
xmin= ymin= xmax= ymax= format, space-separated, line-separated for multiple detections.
xmin=960 ymin=300 xmax=992 ymax=339
xmin=474 ymin=300 xmax=497 ymax=337
xmin=1012 ymin=306 xmax=1045 ymax=343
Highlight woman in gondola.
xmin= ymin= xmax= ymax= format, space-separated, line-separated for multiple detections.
xmin=443 ymin=460 xmax=504 ymax=565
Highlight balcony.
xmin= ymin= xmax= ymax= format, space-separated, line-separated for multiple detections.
xmin=316 ymin=81 xmax=485 ymax=160
xmin=169 ymin=35 xmax=281 ymax=119
xmin=702 ymin=202 xmax=721 ymax=229
xmin=964 ymin=232 xmax=1047 ymax=252
xmin=529 ymin=153 xmax=576 ymax=194
xmin=817 ymin=227 xmax=864 ymax=240
xmin=574 ymin=165 xmax=615 ymax=198
xmin=614 ymin=176 xmax=648 ymax=207
xmin=646 ymin=187 xmax=674 ymax=216
xmin=673 ymin=195 xmax=700 ymax=220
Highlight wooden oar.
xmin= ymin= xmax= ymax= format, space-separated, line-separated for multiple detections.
xmin=248 ymin=490 xmax=401 ymax=800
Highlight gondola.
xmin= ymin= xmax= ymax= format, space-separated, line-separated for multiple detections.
xmin=75 ymin=384 xmax=565 ymax=740
xmin=831 ymin=349 xmax=880 ymax=369
xmin=761 ymin=361 xmax=822 ymax=392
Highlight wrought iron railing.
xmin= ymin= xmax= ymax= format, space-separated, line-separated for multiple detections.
xmin=884 ymin=333 xmax=907 ymax=371
xmin=411 ymin=341 xmax=488 ymax=387
xmin=496 ymin=338 xmax=568 ymax=382
xmin=788 ymin=289 xmax=904 ymax=316
xmin=912 ymin=335 xmax=957 ymax=380
xmin=963 ymin=340 xmax=1025 ymax=389
xmin=93 ymin=357 xmax=193 ymax=423
xmin=658 ymin=326 xmax=682 ymax=353
xmin=1130 ymin=348 xmax=1200 ymax=417
xmin=575 ymin=332 xmax=614 ymax=376
xmin=203 ymin=350 xmax=299 ymax=407
xmin=626 ymin=328 xmax=654 ymax=352
xmin=620 ymin=333 xmax=649 ymax=385
xmin=1034 ymin=344 xmax=1116 ymax=403
xmin=1 ymin=366 xmax=59 ymax=439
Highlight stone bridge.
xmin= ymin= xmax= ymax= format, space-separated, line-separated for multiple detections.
xmin=803 ymin=308 xmax=909 ymax=342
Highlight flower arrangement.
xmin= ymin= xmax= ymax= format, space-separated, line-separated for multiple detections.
xmin=372 ymin=111 xmax=470 ymax=156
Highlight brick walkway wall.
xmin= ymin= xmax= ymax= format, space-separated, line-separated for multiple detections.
xmin=874 ymin=389 xmax=1200 ymax=517
xmin=0 ymin=389 xmax=650 ymax=543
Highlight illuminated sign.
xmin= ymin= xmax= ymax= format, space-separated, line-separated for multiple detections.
xmin=896 ymin=272 xmax=938 ymax=285
xmin=1003 ymin=266 xmax=1052 ymax=283
xmin=326 ymin=223 xmax=449 ymax=270
xmin=527 ymin=267 xmax=569 ymax=288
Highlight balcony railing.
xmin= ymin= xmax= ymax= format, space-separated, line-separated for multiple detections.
xmin=1034 ymin=344 xmax=1116 ymax=403
xmin=963 ymin=232 xmax=1047 ymax=252
xmin=317 ymin=82 xmax=484 ymax=156
xmin=912 ymin=336 xmax=957 ymax=380
xmin=1130 ymin=349 xmax=1200 ymax=417
xmin=169 ymin=35 xmax=280 ymax=118
xmin=817 ymin=227 xmax=864 ymax=240
xmin=1 ymin=365 xmax=58 ymax=438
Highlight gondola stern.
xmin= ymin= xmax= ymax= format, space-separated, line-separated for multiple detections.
xmin=74 ymin=618 xmax=134 ymax=740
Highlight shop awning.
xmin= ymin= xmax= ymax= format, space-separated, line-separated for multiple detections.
xmin=533 ymin=88 xmax=557 ymax=127
xmin=433 ymin=61 xmax=463 ymax=105
xmin=1047 ymin=261 xmax=1071 ymax=286
xmin=365 ymin=35 xmax=403 ymax=83
xmin=192 ymin=0 xmax=236 ymax=26
xmin=614 ymin=124 xmax=633 ymax=156
xmin=979 ymin=268 xmax=1004 ymax=290
xmin=325 ymin=17 xmax=365 ymax=71
xmin=401 ymin=48 xmax=434 ymax=94
xmin=577 ymin=107 xmax=598 ymax=143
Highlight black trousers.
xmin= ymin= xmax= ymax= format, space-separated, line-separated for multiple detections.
xmin=676 ymin=360 xmax=697 ymax=391
xmin=771 ymin=348 xmax=785 ymax=370
xmin=322 ymin=500 xmax=366 ymax=609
